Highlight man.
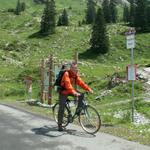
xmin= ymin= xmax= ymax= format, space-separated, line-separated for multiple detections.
xmin=58 ymin=62 xmax=93 ymax=131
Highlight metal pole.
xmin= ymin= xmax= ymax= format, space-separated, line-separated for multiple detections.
xmin=131 ymin=47 xmax=135 ymax=122
xmin=40 ymin=59 xmax=44 ymax=103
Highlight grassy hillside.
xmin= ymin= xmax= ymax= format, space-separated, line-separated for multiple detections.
xmin=0 ymin=0 xmax=150 ymax=145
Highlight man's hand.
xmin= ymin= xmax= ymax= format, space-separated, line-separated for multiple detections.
xmin=74 ymin=92 xmax=80 ymax=101
xmin=75 ymin=92 xmax=81 ymax=97
xmin=89 ymin=89 xmax=93 ymax=94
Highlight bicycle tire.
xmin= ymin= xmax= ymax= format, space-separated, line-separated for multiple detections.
xmin=52 ymin=103 xmax=69 ymax=127
xmin=79 ymin=105 xmax=101 ymax=134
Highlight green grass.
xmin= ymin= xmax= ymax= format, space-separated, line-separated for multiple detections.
xmin=135 ymin=100 xmax=150 ymax=119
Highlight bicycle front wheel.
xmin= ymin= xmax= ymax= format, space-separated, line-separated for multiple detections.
xmin=79 ymin=105 xmax=101 ymax=134
xmin=52 ymin=103 xmax=69 ymax=127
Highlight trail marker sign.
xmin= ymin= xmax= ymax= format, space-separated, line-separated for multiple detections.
xmin=125 ymin=28 xmax=136 ymax=49
xmin=127 ymin=65 xmax=137 ymax=81
xmin=125 ymin=28 xmax=136 ymax=122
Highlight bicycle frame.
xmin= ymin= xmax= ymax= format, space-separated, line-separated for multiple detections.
xmin=65 ymin=93 xmax=88 ymax=123
xmin=65 ymin=99 xmax=79 ymax=123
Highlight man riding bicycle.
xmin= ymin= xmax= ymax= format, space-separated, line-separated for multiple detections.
xmin=58 ymin=62 xmax=93 ymax=131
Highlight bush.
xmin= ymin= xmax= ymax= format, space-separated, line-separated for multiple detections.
xmin=0 ymin=87 xmax=4 ymax=98
xmin=8 ymin=8 xmax=14 ymax=12
xmin=118 ymin=111 xmax=131 ymax=124
xmin=4 ymin=88 xmax=25 ymax=97
xmin=3 ymin=41 xmax=28 ymax=52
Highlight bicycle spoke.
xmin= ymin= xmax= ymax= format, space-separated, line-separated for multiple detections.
xmin=79 ymin=105 xmax=101 ymax=134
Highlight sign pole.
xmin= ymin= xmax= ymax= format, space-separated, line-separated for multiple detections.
xmin=131 ymin=47 xmax=134 ymax=122
xmin=125 ymin=28 xmax=136 ymax=122
xmin=40 ymin=59 xmax=44 ymax=103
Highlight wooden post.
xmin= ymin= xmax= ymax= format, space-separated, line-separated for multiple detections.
xmin=74 ymin=51 xmax=78 ymax=91
xmin=40 ymin=59 xmax=44 ymax=103
xmin=24 ymin=76 xmax=32 ymax=100
xmin=48 ymin=55 xmax=53 ymax=105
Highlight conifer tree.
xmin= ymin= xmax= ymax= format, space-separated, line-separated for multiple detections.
xmin=134 ymin=0 xmax=148 ymax=32
xmin=102 ymin=0 xmax=110 ymax=23
xmin=40 ymin=0 xmax=56 ymax=34
xmin=109 ymin=0 xmax=117 ymax=23
xmin=129 ymin=0 xmax=136 ymax=27
xmin=78 ymin=21 xmax=82 ymax=27
xmin=57 ymin=9 xmax=69 ymax=26
xmin=61 ymin=9 xmax=69 ymax=26
xmin=14 ymin=0 xmax=21 ymax=15
xmin=86 ymin=0 xmax=96 ymax=24
xmin=146 ymin=5 xmax=150 ymax=31
xmin=123 ymin=5 xmax=129 ymax=23
xmin=90 ymin=7 xmax=109 ymax=54
xmin=57 ymin=16 xmax=62 ymax=26
xmin=21 ymin=2 xmax=26 ymax=11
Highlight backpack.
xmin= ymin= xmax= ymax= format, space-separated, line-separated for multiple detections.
xmin=54 ymin=69 xmax=66 ymax=91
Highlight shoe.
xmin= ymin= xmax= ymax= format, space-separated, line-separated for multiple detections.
xmin=58 ymin=127 xmax=63 ymax=132
xmin=58 ymin=125 xmax=63 ymax=132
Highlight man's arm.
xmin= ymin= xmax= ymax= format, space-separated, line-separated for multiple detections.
xmin=76 ymin=76 xmax=92 ymax=92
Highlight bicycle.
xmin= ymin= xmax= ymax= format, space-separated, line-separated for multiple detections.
xmin=52 ymin=92 xmax=101 ymax=134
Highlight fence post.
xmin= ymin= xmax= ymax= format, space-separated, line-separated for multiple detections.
xmin=48 ymin=55 xmax=53 ymax=105
xmin=74 ymin=51 xmax=78 ymax=92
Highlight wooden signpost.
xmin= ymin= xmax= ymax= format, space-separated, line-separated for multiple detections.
xmin=24 ymin=76 xmax=32 ymax=100
xmin=40 ymin=52 xmax=79 ymax=105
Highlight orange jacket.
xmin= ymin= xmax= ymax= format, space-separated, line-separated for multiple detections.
xmin=60 ymin=71 xmax=91 ymax=95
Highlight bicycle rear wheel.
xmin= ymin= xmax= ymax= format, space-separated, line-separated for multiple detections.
xmin=52 ymin=103 xmax=69 ymax=127
xmin=79 ymin=105 xmax=101 ymax=134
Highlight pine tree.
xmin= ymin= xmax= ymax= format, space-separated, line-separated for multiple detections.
xmin=102 ymin=0 xmax=111 ymax=23
xmin=146 ymin=5 xmax=150 ymax=31
xmin=40 ymin=0 xmax=56 ymax=34
xmin=129 ymin=0 xmax=136 ymax=27
xmin=86 ymin=0 xmax=96 ymax=24
xmin=90 ymin=7 xmax=109 ymax=54
xmin=78 ymin=21 xmax=82 ymax=27
xmin=21 ymin=2 xmax=26 ymax=11
xmin=57 ymin=16 xmax=62 ymax=26
xmin=14 ymin=0 xmax=21 ymax=15
xmin=57 ymin=9 xmax=69 ymax=26
xmin=123 ymin=5 xmax=129 ymax=23
xmin=61 ymin=9 xmax=69 ymax=26
xmin=109 ymin=0 xmax=118 ymax=23
xmin=134 ymin=0 xmax=148 ymax=32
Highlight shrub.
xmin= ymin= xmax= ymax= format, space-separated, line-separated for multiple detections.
xmin=8 ymin=8 xmax=15 ymax=12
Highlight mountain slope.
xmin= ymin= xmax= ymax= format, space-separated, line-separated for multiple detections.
xmin=0 ymin=0 xmax=150 ymax=96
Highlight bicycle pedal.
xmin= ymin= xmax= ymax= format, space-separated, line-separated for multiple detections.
xmin=69 ymin=119 xmax=73 ymax=123
xmin=68 ymin=115 xmax=73 ymax=123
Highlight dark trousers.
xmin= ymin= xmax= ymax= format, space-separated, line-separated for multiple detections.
xmin=58 ymin=93 xmax=84 ymax=126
